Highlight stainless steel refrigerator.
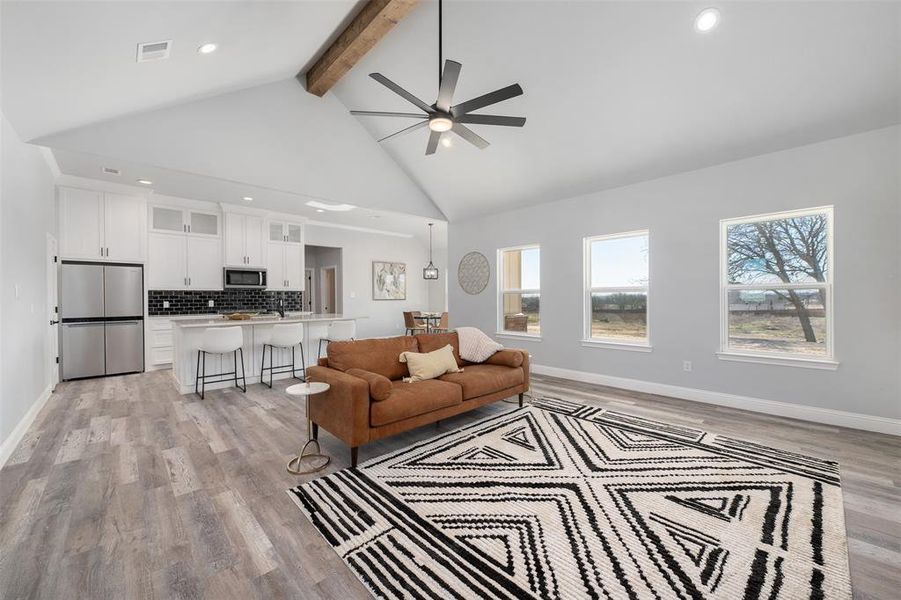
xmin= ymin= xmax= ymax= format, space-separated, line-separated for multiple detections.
xmin=60 ymin=262 xmax=144 ymax=380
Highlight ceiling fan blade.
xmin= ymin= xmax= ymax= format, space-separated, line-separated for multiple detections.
xmin=455 ymin=114 xmax=526 ymax=127
xmin=425 ymin=131 xmax=441 ymax=155
xmin=370 ymin=73 xmax=434 ymax=114
xmin=435 ymin=60 xmax=462 ymax=112
xmin=378 ymin=120 xmax=429 ymax=143
xmin=351 ymin=110 xmax=428 ymax=119
xmin=451 ymin=83 xmax=523 ymax=117
xmin=452 ymin=123 xmax=490 ymax=149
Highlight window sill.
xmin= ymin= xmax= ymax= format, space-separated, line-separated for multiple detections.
xmin=495 ymin=332 xmax=542 ymax=342
xmin=581 ymin=339 xmax=652 ymax=352
xmin=716 ymin=351 xmax=839 ymax=371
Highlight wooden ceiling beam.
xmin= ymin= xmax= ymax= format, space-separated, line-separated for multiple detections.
xmin=303 ymin=0 xmax=420 ymax=97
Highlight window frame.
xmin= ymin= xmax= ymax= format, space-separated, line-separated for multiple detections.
xmin=718 ymin=206 xmax=837 ymax=369
xmin=497 ymin=243 xmax=542 ymax=339
xmin=582 ymin=230 xmax=651 ymax=350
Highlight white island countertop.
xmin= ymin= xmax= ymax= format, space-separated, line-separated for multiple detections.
xmin=172 ymin=313 xmax=364 ymax=329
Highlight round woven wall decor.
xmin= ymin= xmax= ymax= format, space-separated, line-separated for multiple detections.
xmin=458 ymin=251 xmax=490 ymax=295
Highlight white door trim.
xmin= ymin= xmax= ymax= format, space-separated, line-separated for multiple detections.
xmin=46 ymin=233 xmax=60 ymax=389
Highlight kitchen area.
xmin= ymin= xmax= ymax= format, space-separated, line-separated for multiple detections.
xmin=56 ymin=184 xmax=364 ymax=394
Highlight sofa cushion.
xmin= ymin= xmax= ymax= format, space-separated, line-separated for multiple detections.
xmin=371 ymin=379 xmax=463 ymax=427
xmin=439 ymin=364 xmax=524 ymax=400
xmin=346 ymin=368 xmax=392 ymax=401
xmin=415 ymin=332 xmax=465 ymax=367
xmin=484 ymin=349 xmax=524 ymax=368
xmin=326 ymin=336 xmax=418 ymax=380
xmin=399 ymin=344 xmax=461 ymax=382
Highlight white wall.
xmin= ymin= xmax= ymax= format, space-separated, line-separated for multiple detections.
xmin=304 ymin=225 xmax=443 ymax=339
xmin=0 ymin=112 xmax=58 ymax=450
xmin=449 ymin=126 xmax=900 ymax=423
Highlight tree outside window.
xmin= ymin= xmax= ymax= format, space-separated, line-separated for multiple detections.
xmin=723 ymin=207 xmax=833 ymax=357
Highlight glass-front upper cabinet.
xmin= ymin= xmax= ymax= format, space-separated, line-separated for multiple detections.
xmin=268 ymin=221 xmax=303 ymax=244
xmin=188 ymin=211 xmax=219 ymax=236
xmin=151 ymin=206 xmax=184 ymax=233
xmin=150 ymin=205 xmax=219 ymax=236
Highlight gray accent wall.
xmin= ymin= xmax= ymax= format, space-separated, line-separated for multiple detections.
xmin=448 ymin=126 xmax=900 ymax=421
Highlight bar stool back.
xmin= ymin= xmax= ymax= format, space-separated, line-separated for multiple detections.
xmin=261 ymin=323 xmax=306 ymax=388
xmin=195 ymin=326 xmax=246 ymax=399
xmin=318 ymin=320 xmax=356 ymax=359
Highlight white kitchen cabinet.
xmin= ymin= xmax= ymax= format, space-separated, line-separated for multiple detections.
xmin=266 ymin=221 xmax=304 ymax=291
xmin=150 ymin=205 xmax=219 ymax=237
xmin=186 ymin=237 xmax=222 ymax=290
xmin=148 ymin=232 xmax=187 ymax=289
xmin=224 ymin=213 xmax=265 ymax=267
xmin=59 ymin=187 xmax=145 ymax=262
xmin=104 ymin=193 xmax=145 ymax=262
xmin=266 ymin=242 xmax=286 ymax=290
xmin=148 ymin=233 xmax=222 ymax=291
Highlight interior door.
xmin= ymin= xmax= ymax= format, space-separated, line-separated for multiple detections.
xmin=104 ymin=265 xmax=143 ymax=317
xmin=186 ymin=236 xmax=223 ymax=290
xmin=61 ymin=263 xmax=104 ymax=319
xmin=104 ymin=193 xmax=144 ymax=261
xmin=59 ymin=187 xmax=103 ymax=260
xmin=105 ymin=321 xmax=144 ymax=375
xmin=322 ymin=267 xmax=336 ymax=313
xmin=148 ymin=233 xmax=187 ymax=289
xmin=47 ymin=234 xmax=59 ymax=388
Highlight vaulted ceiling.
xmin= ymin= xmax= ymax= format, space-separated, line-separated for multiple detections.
xmin=3 ymin=1 xmax=899 ymax=224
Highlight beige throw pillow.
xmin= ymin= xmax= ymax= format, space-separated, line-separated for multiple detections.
xmin=399 ymin=344 xmax=462 ymax=382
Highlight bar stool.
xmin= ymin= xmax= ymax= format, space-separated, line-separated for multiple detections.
xmin=318 ymin=320 xmax=356 ymax=359
xmin=260 ymin=323 xmax=306 ymax=388
xmin=195 ymin=326 xmax=247 ymax=400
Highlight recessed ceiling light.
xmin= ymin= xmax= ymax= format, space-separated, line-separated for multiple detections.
xmin=316 ymin=209 xmax=325 ymax=213
xmin=440 ymin=136 xmax=452 ymax=148
xmin=306 ymin=200 xmax=355 ymax=212
xmin=242 ymin=196 xmax=253 ymax=202
xmin=694 ymin=8 xmax=720 ymax=32
xmin=136 ymin=179 xmax=153 ymax=185
xmin=198 ymin=43 xmax=218 ymax=54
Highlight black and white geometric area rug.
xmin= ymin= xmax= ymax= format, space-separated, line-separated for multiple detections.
xmin=288 ymin=398 xmax=851 ymax=599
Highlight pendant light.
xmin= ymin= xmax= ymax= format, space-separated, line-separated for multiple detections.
xmin=423 ymin=223 xmax=439 ymax=280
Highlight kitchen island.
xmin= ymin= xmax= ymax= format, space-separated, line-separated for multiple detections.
xmin=171 ymin=313 xmax=363 ymax=395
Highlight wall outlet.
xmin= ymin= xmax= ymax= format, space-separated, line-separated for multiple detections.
xmin=208 ymin=300 xmax=215 ymax=307
xmin=682 ymin=360 xmax=692 ymax=372
xmin=163 ymin=301 xmax=170 ymax=309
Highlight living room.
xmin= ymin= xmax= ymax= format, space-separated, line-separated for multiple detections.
xmin=1 ymin=1 xmax=898 ymax=599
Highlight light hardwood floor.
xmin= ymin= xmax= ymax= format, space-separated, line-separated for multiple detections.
xmin=1 ymin=370 xmax=898 ymax=599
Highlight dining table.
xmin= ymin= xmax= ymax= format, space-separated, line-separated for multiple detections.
xmin=418 ymin=312 xmax=442 ymax=333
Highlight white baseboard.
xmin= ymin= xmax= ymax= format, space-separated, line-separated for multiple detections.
xmin=531 ymin=364 xmax=901 ymax=436
xmin=0 ymin=384 xmax=54 ymax=468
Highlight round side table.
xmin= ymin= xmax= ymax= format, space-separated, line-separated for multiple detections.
xmin=286 ymin=382 xmax=331 ymax=474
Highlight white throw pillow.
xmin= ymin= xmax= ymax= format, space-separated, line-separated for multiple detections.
xmin=399 ymin=344 xmax=462 ymax=382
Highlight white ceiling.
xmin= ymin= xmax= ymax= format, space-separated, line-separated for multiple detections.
xmin=333 ymin=1 xmax=901 ymax=220
xmin=1 ymin=0 xmax=360 ymax=140
xmin=3 ymin=1 xmax=899 ymax=223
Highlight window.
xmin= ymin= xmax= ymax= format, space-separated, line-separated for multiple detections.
xmin=498 ymin=245 xmax=540 ymax=336
xmin=584 ymin=231 xmax=649 ymax=346
xmin=720 ymin=206 xmax=834 ymax=364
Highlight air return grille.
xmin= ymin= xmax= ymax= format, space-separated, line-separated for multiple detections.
xmin=136 ymin=40 xmax=171 ymax=62
xmin=102 ymin=167 xmax=121 ymax=175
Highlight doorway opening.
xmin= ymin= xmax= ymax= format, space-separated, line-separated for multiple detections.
xmin=304 ymin=245 xmax=342 ymax=313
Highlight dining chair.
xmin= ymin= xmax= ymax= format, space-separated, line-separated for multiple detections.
xmin=403 ymin=311 xmax=427 ymax=335
xmin=432 ymin=311 xmax=450 ymax=333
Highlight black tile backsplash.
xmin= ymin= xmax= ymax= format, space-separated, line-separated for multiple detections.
xmin=148 ymin=289 xmax=303 ymax=316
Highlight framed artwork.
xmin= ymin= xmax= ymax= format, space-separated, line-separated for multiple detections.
xmin=372 ymin=261 xmax=407 ymax=300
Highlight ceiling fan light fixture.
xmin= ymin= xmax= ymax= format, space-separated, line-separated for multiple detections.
xmin=428 ymin=116 xmax=453 ymax=132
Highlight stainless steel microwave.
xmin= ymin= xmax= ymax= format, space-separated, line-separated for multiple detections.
xmin=223 ymin=267 xmax=267 ymax=289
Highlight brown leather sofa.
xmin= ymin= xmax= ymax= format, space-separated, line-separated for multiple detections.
xmin=306 ymin=332 xmax=530 ymax=467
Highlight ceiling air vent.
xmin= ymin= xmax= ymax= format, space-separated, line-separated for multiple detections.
xmin=136 ymin=40 xmax=171 ymax=63
xmin=102 ymin=167 xmax=121 ymax=176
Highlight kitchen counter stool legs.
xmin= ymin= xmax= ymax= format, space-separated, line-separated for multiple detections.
xmin=195 ymin=326 xmax=247 ymax=399
xmin=286 ymin=382 xmax=331 ymax=474
xmin=261 ymin=323 xmax=306 ymax=387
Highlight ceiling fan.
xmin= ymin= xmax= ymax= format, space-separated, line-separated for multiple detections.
xmin=350 ymin=0 xmax=525 ymax=155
